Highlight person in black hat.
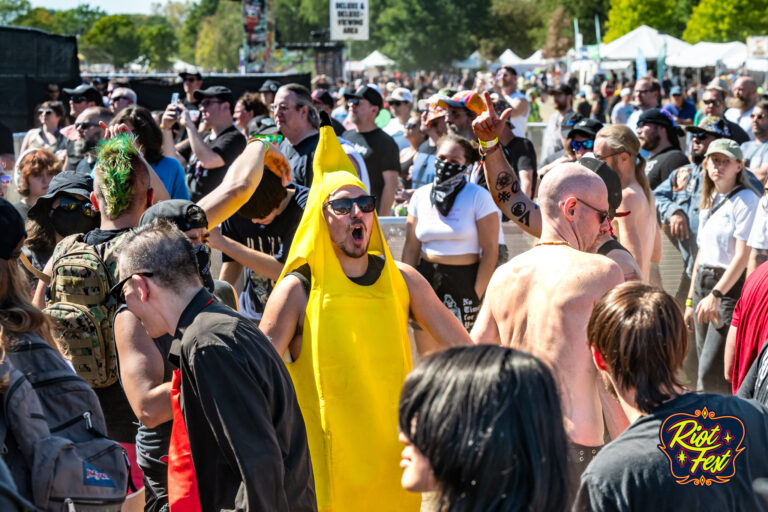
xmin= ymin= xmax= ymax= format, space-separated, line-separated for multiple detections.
xmin=636 ymin=108 xmax=689 ymax=190
xmin=342 ymin=84 xmax=400 ymax=214
xmin=178 ymin=70 xmax=203 ymax=111
xmin=161 ymin=86 xmax=247 ymax=202
xmin=311 ymin=88 xmax=345 ymax=136
xmin=20 ymin=171 xmax=99 ymax=287
xmin=538 ymin=114 xmax=603 ymax=177
xmin=259 ymin=79 xmax=281 ymax=111
xmin=61 ymin=85 xmax=103 ymax=141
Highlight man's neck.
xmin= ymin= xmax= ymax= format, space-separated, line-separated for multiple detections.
xmin=649 ymin=140 xmax=673 ymax=158
xmin=99 ymin=211 xmax=141 ymax=231
xmin=539 ymin=223 xmax=580 ymax=251
xmin=397 ymin=112 xmax=409 ymax=124
xmin=337 ymin=251 xmax=369 ymax=278
xmin=210 ymin=117 xmax=234 ymax=136
xmin=501 ymin=85 xmax=515 ymax=96
xmin=756 ymin=132 xmax=768 ymax=144
xmin=166 ymin=285 xmax=206 ymax=337
xmin=286 ymin=126 xmax=318 ymax=146
xmin=742 ymin=99 xmax=757 ymax=114
xmin=186 ymin=93 xmax=196 ymax=103
xmin=354 ymin=120 xmax=377 ymax=133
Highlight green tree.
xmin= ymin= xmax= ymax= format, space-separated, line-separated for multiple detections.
xmin=683 ymin=0 xmax=768 ymax=43
xmin=80 ymin=15 xmax=141 ymax=68
xmin=138 ymin=23 xmax=179 ymax=71
xmin=0 ymin=0 xmax=29 ymax=24
xmin=180 ymin=0 xmax=218 ymax=62
xmin=150 ymin=0 xmax=189 ymax=32
xmin=194 ymin=1 xmax=243 ymax=71
xmin=53 ymin=4 xmax=106 ymax=35
xmin=478 ymin=0 xmax=547 ymax=60
xmin=11 ymin=7 xmax=59 ymax=32
xmin=557 ymin=0 xmax=611 ymax=45
xmin=604 ymin=0 xmax=683 ymax=42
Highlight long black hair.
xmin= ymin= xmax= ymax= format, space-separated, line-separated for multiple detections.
xmin=399 ymin=345 xmax=569 ymax=512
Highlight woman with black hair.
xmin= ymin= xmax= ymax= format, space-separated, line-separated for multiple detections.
xmin=112 ymin=106 xmax=189 ymax=200
xmin=398 ymin=345 xmax=569 ymax=511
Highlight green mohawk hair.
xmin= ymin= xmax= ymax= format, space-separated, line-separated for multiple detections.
xmin=95 ymin=134 xmax=140 ymax=219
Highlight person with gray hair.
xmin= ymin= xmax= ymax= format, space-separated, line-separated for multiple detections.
xmin=115 ymin=219 xmax=316 ymax=511
xmin=108 ymin=87 xmax=137 ymax=115
xmin=274 ymin=83 xmax=321 ymax=187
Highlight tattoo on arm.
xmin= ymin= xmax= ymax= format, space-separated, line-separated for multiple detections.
xmin=495 ymin=172 xmax=513 ymax=190
xmin=498 ymin=190 xmax=511 ymax=203
xmin=511 ymin=181 xmax=520 ymax=194
xmin=511 ymin=201 xmax=530 ymax=227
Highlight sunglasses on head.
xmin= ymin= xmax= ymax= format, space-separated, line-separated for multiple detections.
xmin=70 ymin=96 xmax=87 ymax=103
xmin=576 ymin=197 xmax=610 ymax=224
xmin=323 ymin=195 xmax=377 ymax=215
xmin=56 ymin=197 xmax=97 ymax=217
xmin=38 ymin=109 xmax=54 ymax=115
xmin=75 ymin=122 xmax=99 ymax=131
xmin=570 ymin=139 xmax=595 ymax=152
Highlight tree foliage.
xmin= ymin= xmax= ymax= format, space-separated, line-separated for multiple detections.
xmin=194 ymin=1 xmax=243 ymax=71
xmin=0 ymin=0 xmax=29 ymax=24
xmin=477 ymin=0 xmax=547 ymax=60
xmin=683 ymin=0 xmax=768 ymax=43
xmin=138 ymin=23 xmax=179 ymax=71
xmin=80 ymin=15 xmax=141 ymax=68
xmin=179 ymin=0 xmax=219 ymax=62
xmin=604 ymin=0 xmax=683 ymax=42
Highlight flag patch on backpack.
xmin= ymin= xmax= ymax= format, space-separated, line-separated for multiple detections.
xmin=83 ymin=461 xmax=115 ymax=487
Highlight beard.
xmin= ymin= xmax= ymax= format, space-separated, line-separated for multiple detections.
xmin=447 ymin=123 xmax=474 ymax=141
xmin=692 ymin=149 xmax=706 ymax=165
xmin=74 ymin=137 xmax=99 ymax=157
xmin=336 ymin=220 xmax=370 ymax=258
xmin=640 ymin=131 xmax=660 ymax=152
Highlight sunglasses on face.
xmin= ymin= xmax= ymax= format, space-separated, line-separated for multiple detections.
xmin=405 ymin=122 xmax=419 ymax=129
xmin=576 ymin=197 xmax=610 ymax=224
xmin=323 ymin=195 xmax=377 ymax=215
xmin=249 ymin=133 xmax=284 ymax=144
xmin=70 ymin=96 xmax=87 ymax=103
xmin=347 ymin=98 xmax=361 ymax=106
xmin=702 ymin=99 xmax=721 ymax=106
xmin=752 ymin=113 xmax=767 ymax=120
xmin=110 ymin=96 xmax=130 ymax=103
xmin=570 ymin=139 xmax=595 ymax=152
xmin=110 ymin=271 xmax=154 ymax=303
xmin=56 ymin=197 xmax=97 ymax=217
xmin=692 ymin=133 xmax=711 ymax=142
xmin=389 ymin=100 xmax=403 ymax=107
xmin=38 ymin=109 xmax=54 ymax=115
xmin=75 ymin=122 xmax=99 ymax=131
xmin=184 ymin=77 xmax=201 ymax=83
xmin=200 ymin=99 xmax=223 ymax=108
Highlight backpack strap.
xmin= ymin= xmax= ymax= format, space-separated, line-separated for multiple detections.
xmin=18 ymin=252 xmax=50 ymax=285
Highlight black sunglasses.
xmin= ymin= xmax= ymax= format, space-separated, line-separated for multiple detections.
xmin=702 ymin=99 xmax=721 ymax=106
xmin=75 ymin=122 xmax=99 ymax=131
xmin=576 ymin=197 xmax=610 ymax=224
xmin=389 ymin=100 xmax=403 ymax=107
xmin=110 ymin=96 xmax=131 ymax=103
xmin=570 ymin=139 xmax=594 ymax=152
xmin=109 ymin=271 xmax=154 ymax=303
xmin=347 ymin=98 xmax=361 ymax=106
xmin=38 ymin=108 xmax=54 ymax=115
xmin=70 ymin=96 xmax=87 ymax=103
xmin=56 ymin=197 xmax=97 ymax=217
xmin=692 ymin=133 xmax=712 ymax=142
xmin=323 ymin=195 xmax=376 ymax=215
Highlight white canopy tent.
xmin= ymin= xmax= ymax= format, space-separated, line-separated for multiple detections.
xmin=667 ymin=41 xmax=747 ymax=68
xmin=453 ymin=50 xmax=483 ymax=69
xmin=358 ymin=50 xmax=395 ymax=69
xmin=498 ymin=48 xmax=524 ymax=66
xmin=601 ymin=25 xmax=691 ymax=61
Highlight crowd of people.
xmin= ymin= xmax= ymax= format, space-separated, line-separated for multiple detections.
xmin=2 ymin=64 xmax=768 ymax=511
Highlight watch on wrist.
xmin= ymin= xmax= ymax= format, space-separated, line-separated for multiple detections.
xmin=711 ymin=289 xmax=724 ymax=299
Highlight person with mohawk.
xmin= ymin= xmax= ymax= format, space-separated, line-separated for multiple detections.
xmin=261 ymin=112 xmax=471 ymax=511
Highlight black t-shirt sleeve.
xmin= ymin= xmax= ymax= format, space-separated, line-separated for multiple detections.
xmin=0 ymin=120 xmax=13 ymax=154
xmin=210 ymin=129 xmax=247 ymax=168
xmin=381 ymin=134 xmax=400 ymax=172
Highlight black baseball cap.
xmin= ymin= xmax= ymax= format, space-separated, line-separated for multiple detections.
xmin=247 ymin=115 xmax=278 ymax=137
xmin=0 ymin=197 xmax=26 ymax=260
xmin=578 ymin=157 xmax=622 ymax=218
xmin=28 ymin=171 xmax=94 ymax=223
xmin=570 ymin=118 xmax=604 ymax=139
xmin=193 ymin=86 xmax=234 ymax=106
xmin=311 ymin=89 xmax=335 ymax=109
xmin=638 ymin=108 xmax=676 ymax=129
xmin=561 ymin=112 xmax=583 ymax=138
xmin=259 ymin=80 xmax=281 ymax=93
xmin=179 ymin=70 xmax=202 ymax=80
xmin=139 ymin=200 xmax=208 ymax=231
xmin=62 ymin=84 xmax=102 ymax=104
xmin=344 ymin=85 xmax=383 ymax=109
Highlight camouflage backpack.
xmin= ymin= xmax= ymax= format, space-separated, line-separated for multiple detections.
xmin=43 ymin=232 xmax=128 ymax=388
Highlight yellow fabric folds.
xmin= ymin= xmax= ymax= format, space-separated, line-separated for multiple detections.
xmin=278 ymin=122 xmax=420 ymax=511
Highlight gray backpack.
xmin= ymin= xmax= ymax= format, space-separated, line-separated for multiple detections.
xmin=0 ymin=333 xmax=129 ymax=511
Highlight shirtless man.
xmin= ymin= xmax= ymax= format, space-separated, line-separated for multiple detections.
xmin=473 ymin=91 xmax=642 ymax=281
xmin=471 ymin=162 xmax=625 ymax=487
xmin=594 ymin=125 xmax=659 ymax=281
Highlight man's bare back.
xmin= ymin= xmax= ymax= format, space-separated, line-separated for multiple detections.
xmin=472 ymin=245 xmax=623 ymax=446
xmin=613 ymin=182 xmax=657 ymax=281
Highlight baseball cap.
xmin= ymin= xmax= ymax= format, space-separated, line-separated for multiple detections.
xmin=578 ymin=157 xmax=622 ymax=218
xmin=423 ymin=94 xmax=449 ymax=123
xmin=387 ymin=87 xmax=413 ymax=104
xmin=178 ymin=69 xmax=202 ymax=80
xmin=561 ymin=112 xmax=584 ymax=138
xmin=685 ymin=116 xmax=732 ymax=138
xmin=706 ymin=77 xmax=729 ymax=93
xmin=311 ymin=89 xmax=335 ymax=109
xmin=619 ymin=88 xmax=632 ymax=98
xmin=62 ymin=84 xmax=102 ymax=104
xmin=570 ymin=118 xmax=604 ymax=139
xmin=0 ymin=197 xmax=26 ymax=260
xmin=247 ymin=115 xmax=278 ymax=137
xmin=438 ymin=91 xmax=486 ymax=116
xmin=193 ymin=85 xmax=234 ymax=105
xmin=638 ymin=108 xmax=676 ymax=129
xmin=345 ymin=84 xmax=384 ymax=109
xmin=139 ymin=199 xmax=208 ymax=231
xmin=28 ymin=171 xmax=94 ymax=223
xmin=704 ymin=138 xmax=743 ymax=160
xmin=259 ymin=80 xmax=281 ymax=93
xmin=670 ymin=86 xmax=683 ymax=95
xmin=550 ymin=84 xmax=574 ymax=96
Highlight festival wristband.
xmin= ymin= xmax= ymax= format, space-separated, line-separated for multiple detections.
xmin=478 ymin=138 xmax=498 ymax=149
xmin=247 ymin=137 xmax=271 ymax=152
xmin=685 ymin=298 xmax=693 ymax=307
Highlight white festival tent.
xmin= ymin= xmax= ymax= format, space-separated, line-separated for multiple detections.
xmin=358 ymin=50 xmax=396 ymax=69
xmin=498 ymin=48 xmax=524 ymax=66
xmin=600 ymin=25 xmax=691 ymax=61
xmin=666 ymin=41 xmax=747 ymax=69
xmin=453 ymin=50 xmax=484 ymax=69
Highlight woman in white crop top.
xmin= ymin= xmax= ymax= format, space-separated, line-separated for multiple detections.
xmin=402 ymin=133 xmax=499 ymax=347
xmin=685 ymin=138 xmax=759 ymax=394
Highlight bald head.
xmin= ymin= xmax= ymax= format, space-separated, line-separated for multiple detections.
xmin=733 ymin=76 xmax=758 ymax=107
xmin=539 ymin=163 xmax=608 ymax=219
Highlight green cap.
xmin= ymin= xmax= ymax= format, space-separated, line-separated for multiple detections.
xmin=704 ymin=138 xmax=743 ymax=161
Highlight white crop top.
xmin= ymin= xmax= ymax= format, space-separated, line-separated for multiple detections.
xmin=407 ymin=182 xmax=500 ymax=256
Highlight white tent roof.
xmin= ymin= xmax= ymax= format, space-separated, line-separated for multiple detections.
xmin=359 ymin=50 xmax=395 ymax=68
xmin=453 ymin=50 xmax=483 ymax=69
xmin=523 ymin=49 xmax=545 ymax=65
xmin=601 ymin=25 xmax=690 ymax=60
xmin=173 ymin=59 xmax=202 ymax=74
xmin=498 ymin=49 xmax=524 ymax=66
xmin=667 ymin=41 xmax=747 ymax=69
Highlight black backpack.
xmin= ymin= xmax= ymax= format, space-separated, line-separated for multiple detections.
xmin=0 ymin=333 xmax=129 ymax=511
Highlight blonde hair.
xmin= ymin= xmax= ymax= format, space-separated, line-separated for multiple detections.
xmin=596 ymin=125 xmax=652 ymax=203
xmin=700 ymin=155 xmax=749 ymax=209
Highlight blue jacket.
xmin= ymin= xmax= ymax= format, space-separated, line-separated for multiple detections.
xmin=655 ymin=164 xmax=762 ymax=276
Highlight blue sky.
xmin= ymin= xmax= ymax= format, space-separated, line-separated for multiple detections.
xmin=30 ymin=0 xmax=156 ymax=15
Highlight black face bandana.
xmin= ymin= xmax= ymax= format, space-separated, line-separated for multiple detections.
xmin=430 ymin=159 xmax=468 ymax=217
xmin=193 ymin=244 xmax=215 ymax=293
xmin=50 ymin=209 xmax=100 ymax=237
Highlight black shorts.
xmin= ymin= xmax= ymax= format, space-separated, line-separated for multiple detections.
xmin=416 ymin=260 xmax=480 ymax=331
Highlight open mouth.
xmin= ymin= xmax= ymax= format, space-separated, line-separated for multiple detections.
xmin=351 ymin=225 xmax=364 ymax=242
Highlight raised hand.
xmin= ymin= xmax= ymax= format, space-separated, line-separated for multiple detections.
xmin=472 ymin=91 xmax=513 ymax=142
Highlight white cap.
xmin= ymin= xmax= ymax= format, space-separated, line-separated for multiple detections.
xmin=620 ymin=88 xmax=632 ymax=97
xmin=387 ymin=87 xmax=413 ymax=104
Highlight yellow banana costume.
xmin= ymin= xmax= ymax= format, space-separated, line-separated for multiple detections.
xmin=278 ymin=115 xmax=420 ymax=511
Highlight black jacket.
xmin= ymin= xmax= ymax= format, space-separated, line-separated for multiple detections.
xmin=168 ymin=289 xmax=316 ymax=511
